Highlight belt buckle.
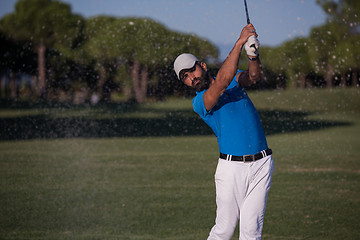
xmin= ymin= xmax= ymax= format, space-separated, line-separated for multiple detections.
xmin=243 ymin=154 xmax=254 ymax=162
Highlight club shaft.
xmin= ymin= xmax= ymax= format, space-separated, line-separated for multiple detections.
xmin=244 ymin=0 xmax=250 ymax=24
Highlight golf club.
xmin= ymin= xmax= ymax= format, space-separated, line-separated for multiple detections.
xmin=244 ymin=0 xmax=251 ymax=24
xmin=243 ymin=0 xmax=256 ymax=49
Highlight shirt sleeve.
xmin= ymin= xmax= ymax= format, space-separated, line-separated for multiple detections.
xmin=192 ymin=70 xmax=242 ymax=117
xmin=192 ymin=90 xmax=210 ymax=118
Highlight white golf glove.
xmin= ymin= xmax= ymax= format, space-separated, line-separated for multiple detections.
xmin=245 ymin=35 xmax=260 ymax=57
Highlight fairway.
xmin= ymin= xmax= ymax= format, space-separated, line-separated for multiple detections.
xmin=1 ymin=89 xmax=359 ymax=239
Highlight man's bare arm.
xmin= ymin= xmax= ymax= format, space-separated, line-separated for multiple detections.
xmin=203 ymin=24 xmax=256 ymax=111
xmin=238 ymin=57 xmax=263 ymax=87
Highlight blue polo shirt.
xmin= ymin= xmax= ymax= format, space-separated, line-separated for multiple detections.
xmin=192 ymin=70 xmax=268 ymax=156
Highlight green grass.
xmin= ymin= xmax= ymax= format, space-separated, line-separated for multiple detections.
xmin=0 ymin=88 xmax=359 ymax=239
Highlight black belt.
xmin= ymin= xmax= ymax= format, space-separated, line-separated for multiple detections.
xmin=220 ymin=149 xmax=272 ymax=162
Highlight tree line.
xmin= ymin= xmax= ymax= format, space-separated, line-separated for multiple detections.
xmin=257 ymin=0 xmax=360 ymax=89
xmin=0 ymin=0 xmax=359 ymax=104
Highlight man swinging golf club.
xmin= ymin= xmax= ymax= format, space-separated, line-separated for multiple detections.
xmin=173 ymin=22 xmax=274 ymax=240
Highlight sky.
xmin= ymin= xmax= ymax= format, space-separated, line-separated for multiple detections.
xmin=0 ymin=0 xmax=328 ymax=59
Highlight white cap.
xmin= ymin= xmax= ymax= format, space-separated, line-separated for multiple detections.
xmin=174 ymin=53 xmax=199 ymax=80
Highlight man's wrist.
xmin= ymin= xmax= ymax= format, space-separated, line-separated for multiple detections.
xmin=248 ymin=55 xmax=259 ymax=61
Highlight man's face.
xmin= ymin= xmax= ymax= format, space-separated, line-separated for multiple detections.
xmin=181 ymin=63 xmax=211 ymax=92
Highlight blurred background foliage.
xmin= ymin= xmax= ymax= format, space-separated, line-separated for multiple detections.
xmin=0 ymin=0 xmax=359 ymax=104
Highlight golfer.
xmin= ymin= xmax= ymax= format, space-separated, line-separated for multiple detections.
xmin=173 ymin=24 xmax=274 ymax=240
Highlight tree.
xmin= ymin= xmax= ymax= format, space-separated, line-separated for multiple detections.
xmin=127 ymin=18 xmax=218 ymax=103
xmin=317 ymin=0 xmax=360 ymax=32
xmin=309 ymin=22 xmax=350 ymax=87
xmin=78 ymin=17 xmax=218 ymax=103
xmin=259 ymin=46 xmax=287 ymax=89
xmin=332 ymin=34 xmax=360 ymax=86
xmin=279 ymin=38 xmax=313 ymax=88
xmin=0 ymin=0 xmax=83 ymax=99
xmin=76 ymin=16 xmax=119 ymax=101
xmin=315 ymin=0 xmax=360 ymax=87
xmin=0 ymin=29 xmax=38 ymax=99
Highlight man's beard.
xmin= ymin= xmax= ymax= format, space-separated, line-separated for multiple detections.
xmin=194 ymin=70 xmax=211 ymax=92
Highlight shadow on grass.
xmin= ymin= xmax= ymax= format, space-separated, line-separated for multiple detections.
xmin=0 ymin=101 xmax=351 ymax=140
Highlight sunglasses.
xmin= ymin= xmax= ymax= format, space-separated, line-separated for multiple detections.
xmin=179 ymin=62 xmax=199 ymax=82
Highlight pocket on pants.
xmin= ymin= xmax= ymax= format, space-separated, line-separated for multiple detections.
xmin=215 ymin=158 xmax=229 ymax=181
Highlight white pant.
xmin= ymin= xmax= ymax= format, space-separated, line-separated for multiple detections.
xmin=207 ymin=155 xmax=274 ymax=240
